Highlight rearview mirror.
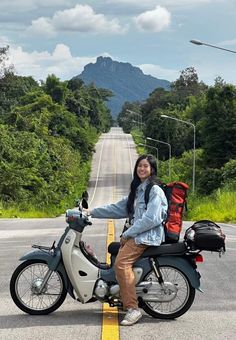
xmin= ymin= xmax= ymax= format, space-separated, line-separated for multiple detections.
xmin=82 ymin=191 xmax=89 ymax=200
xmin=81 ymin=198 xmax=88 ymax=209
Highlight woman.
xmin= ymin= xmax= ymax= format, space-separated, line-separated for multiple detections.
xmin=86 ymin=154 xmax=167 ymax=326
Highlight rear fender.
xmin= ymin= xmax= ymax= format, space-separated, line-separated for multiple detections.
xmin=19 ymin=248 xmax=75 ymax=298
xmin=156 ymin=256 xmax=201 ymax=291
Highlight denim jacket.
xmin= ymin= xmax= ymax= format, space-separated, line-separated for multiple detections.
xmin=90 ymin=179 xmax=168 ymax=246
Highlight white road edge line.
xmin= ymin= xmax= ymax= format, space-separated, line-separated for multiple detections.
xmin=89 ymin=135 xmax=105 ymax=206
xmin=126 ymin=133 xmax=133 ymax=178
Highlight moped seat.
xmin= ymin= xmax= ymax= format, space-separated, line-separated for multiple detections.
xmin=141 ymin=242 xmax=186 ymax=257
xmin=108 ymin=241 xmax=186 ymax=256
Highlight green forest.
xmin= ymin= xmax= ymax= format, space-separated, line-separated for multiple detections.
xmin=118 ymin=67 xmax=236 ymax=222
xmin=0 ymin=46 xmax=113 ymax=217
xmin=1 ymin=46 xmax=236 ymax=222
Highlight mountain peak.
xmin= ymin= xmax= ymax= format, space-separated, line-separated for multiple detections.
xmin=96 ymin=56 xmax=113 ymax=65
xmin=84 ymin=56 xmax=144 ymax=76
xmin=78 ymin=57 xmax=170 ymax=117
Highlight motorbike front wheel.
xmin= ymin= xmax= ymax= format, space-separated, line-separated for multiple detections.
xmin=10 ymin=259 xmax=67 ymax=315
xmin=141 ymin=265 xmax=196 ymax=319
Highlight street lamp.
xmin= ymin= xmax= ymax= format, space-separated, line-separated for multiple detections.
xmin=133 ymin=120 xmax=145 ymax=132
xmin=147 ymin=137 xmax=171 ymax=179
xmin=190 ymin=39 xmax=236 ymax=54
xmin=132 ymin=120 xmax=140 ymax=131
xmin=161 ymin=114 xmax=196 ymax=193
xmin=139 ymin=143 xmax=159 ymax=170
xmin=127 ymin=109 xmax=143 ymax=131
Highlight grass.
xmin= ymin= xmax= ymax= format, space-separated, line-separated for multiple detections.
xmin=1 ymin=188 xmax=235 ymax=223
xmin=0 ymin=203 xmax=65 ymax=218
xmin=188 ymin=189 xmax=236 ymax=223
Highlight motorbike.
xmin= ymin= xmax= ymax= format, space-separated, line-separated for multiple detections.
xmin=10 ymin=194 xmax=219 ymax=320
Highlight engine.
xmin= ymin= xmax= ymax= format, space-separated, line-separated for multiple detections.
xmin=94 ymin=279 xmax=109 ymax=298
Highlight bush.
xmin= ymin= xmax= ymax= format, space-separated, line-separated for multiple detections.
xmin=221 ymin=159 xmax=236 ymax=185
xmin=197 ymin=168 xmax=222 ymax=195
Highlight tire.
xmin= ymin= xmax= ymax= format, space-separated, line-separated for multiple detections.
xmin=10 ymin=260 xmax=67 ymax=315
xmin=140 ymin=265 xmax=195 ymax=319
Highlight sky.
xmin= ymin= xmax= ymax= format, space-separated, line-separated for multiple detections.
xmin=1 ymin=0 xmax=236 ymax=85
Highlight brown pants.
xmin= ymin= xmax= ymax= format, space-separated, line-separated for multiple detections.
xmin=114 ymin=239 xmax=148 ymax=309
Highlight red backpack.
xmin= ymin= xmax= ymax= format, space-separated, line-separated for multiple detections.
xmin=145 ymin=181 xmax=189 ymax=243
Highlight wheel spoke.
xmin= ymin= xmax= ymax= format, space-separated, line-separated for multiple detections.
xmin=144 ymin=266 xmax=192 ymax=316
xmin=15 ymin=262 xmax=63 ymax=311
xmin=21 ymin=272 xmax=33 ymax=286
xmin=19 ymin=286 xmax=32 ymax=299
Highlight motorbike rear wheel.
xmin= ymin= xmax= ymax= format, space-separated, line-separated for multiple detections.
xmin=10 ymin=260 xmax=67 ymax=315
xmin=141 ymin=265 xmax=195 ymax=319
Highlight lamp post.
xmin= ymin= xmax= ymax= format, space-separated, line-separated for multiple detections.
xmin=133 ymin=120 xmax=145 ymax=132
xmin=147 ymin=137 xmax=171 ymax=179
xmin=132 ymin=120 xmax=140 ymax=131
xmin=161 ymin=114 xmax=196 ymax=193
xmin=139 ymin=143 xmax=159 ymax=170
xmin=127 ymin=109 xmax=143 ymax=131
xmin=190 ymin=39 xmax=236 ymax=54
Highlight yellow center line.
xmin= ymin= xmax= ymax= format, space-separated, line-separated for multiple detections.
xmin=101 ymin=135 xmax=119 ymax=340
xmin=101 ymin=220 xmax=119 ymax=340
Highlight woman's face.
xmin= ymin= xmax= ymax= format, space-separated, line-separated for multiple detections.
xmin=136 ymin=159 xmax=152 ymax=182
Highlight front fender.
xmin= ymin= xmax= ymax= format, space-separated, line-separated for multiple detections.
xmin=156 ymin=256 xmax=201 ymax=291
xmin=20 ymin=248 xmax=61 ymax=270
xmin=19 ymin=248 xmax=73 ymax=295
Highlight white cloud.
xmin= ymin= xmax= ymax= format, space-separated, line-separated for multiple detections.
xmin=52 ymin=44 xmax=72 ymax=60
xmin=29 ymin=4 xmax=127 ymax=36
xmin=134 ymin=6 xmax=171 ymax=32
xmin=0 ymin=36 xmax=12 ymax=45
xmin=7 ymin=43 xmax=99 ymax=80
xmin=5 ymin=41 xmax=179 ymax=83
xmin=30 ymin=17 xmax=56 ymax=37
xmin=139 ymin=63 xmax=179 ymax=81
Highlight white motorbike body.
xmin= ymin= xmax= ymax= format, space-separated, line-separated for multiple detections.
xmin=61 ymin=229 xmax=99 ymax=302
xmin=61 ymin=228 xmax=143 ymax=303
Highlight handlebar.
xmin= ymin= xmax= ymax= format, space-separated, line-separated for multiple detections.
xmin=66 ymin=209 xmax=92 ymax=232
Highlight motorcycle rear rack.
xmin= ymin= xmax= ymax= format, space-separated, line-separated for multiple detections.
xmin=32 ymin=241 xmax=56 ymax=252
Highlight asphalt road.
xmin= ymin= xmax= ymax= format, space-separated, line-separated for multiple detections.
xmin=0 ymin=127 xmax=236 ymax=340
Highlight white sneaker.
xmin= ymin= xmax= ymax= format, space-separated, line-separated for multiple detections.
xmin=120 ymin=308 xmax=142 ymax=326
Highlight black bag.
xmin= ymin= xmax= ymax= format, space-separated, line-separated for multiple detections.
xmin=184 ymin=220 xmax=226 ymax=252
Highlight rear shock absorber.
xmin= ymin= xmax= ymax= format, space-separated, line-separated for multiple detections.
xmin=149 ymin=257 xmax=164 ymax=285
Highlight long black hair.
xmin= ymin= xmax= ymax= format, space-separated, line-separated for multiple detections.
xmin=127 ymin=154 xmax=158 ymax=215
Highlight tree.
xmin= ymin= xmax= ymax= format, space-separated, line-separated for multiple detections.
xmin=67 ymin=77 xmax=84 ymax=91
xmin=0 ymin=73 xmax=38 ymax=118
xmin=0 ymin=124 xmax=83 ymax=206
xmin=201 ymin=84 xmax=236 ymax=168
xmin=43 ymin=74 xmax=68 ymax=104
xmin=141 ymin=87 xmax=171 ymax=122
xmin=171 ymin=67 xmax=207 ymax=109
xmin=117 ymin=101 xmax=142 ymax=133
xmin=0 ymin=45 xmax=14 ymax=78
xmin=0 ymin=56 xmax=113 ymax=212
